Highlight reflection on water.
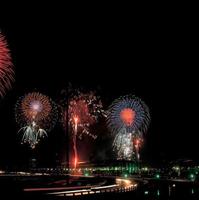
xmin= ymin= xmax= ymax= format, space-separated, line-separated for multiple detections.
xmin=191 ymin=188 xmax=194 ymax=194
xmin=116 ymin=178 xmax=135 ymax=187
xmin=1 ymin=175 xmax=199 ymax=199
xmin=157 ymin=189 xmax=160 ymax=196
xmin=140 ymin=180 xmax=199 ymax=200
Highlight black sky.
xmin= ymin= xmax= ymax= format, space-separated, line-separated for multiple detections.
xmin=0 ymin=12 xmax=198 ymax=168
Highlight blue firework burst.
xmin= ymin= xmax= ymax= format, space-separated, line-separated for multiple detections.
xmin=107 ymin=95 xmax=150 ymax=135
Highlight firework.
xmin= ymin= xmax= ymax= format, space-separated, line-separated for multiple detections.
xmin=15 ymin=92 xmax=58 ymax=148
xmin=68 ymin=91 xmax=104 ymax=139
xmin=0 ymin=33 xmax=14 ymax=97
xmin=107 ymin=95 xmax=150 ymax=161
xmin=62 ymin=90 xmax=105 ymax=168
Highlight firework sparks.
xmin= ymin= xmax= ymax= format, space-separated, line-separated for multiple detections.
xmin=0 ymin=33 xmax=14 ymax=97
xmin=62 ymin=90 xmax=105 ymax=168
xmin=107 ymin=95 xmax=150 ymax=161
xmin=15 ymin=92 xmax=58 ymax=148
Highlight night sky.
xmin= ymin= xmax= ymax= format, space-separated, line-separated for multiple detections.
xmin=0 ymin=13 xmax=198 ymax=168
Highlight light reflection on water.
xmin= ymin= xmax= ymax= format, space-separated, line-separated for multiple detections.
xmin=142 ymin=183 xmax=198 ymax=200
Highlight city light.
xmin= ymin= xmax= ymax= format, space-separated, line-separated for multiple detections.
xmin=155 ymin=174 xmax=160 ymax=179
xmin=189 ymin=173 xmax=195 ymax=181
xmin=84 ymin=172 xmax=89 ymax=176
xmin=124 ymin=173 xmax=128 ymax=178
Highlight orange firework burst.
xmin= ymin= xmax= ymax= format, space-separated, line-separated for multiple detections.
xmin=21 ymin=92 xmax=52 ymax=122
xmin=0 ymin=33 xmax=14 ymax=97
xmin=15 ymin=92 xmax=58 ymax=148
xmin=16 ymin=92 xmax=58 ymax=131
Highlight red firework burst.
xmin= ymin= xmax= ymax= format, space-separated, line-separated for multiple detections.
xmin=69 ymin=99 xmax=95 ymax=125
xmin=61 ymin=91 xmax=104 ymax=139
xmin=120 ymin=108 xmax=135 ymax=126
xmin=0 ymin=33 xmax=14 ymax=97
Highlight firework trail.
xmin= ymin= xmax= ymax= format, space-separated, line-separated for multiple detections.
xmin=73 ymin=117 xmax=78 ymax=169
xmin=61 ymin=89 xmax=105 ymax=168
xmin=0 ymin=33 xmax=14 ymax=98
xmin=107 ymin=95 xmax=150 ymax=161
xmin=15 ymin=92 xmax=58 ymax=148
